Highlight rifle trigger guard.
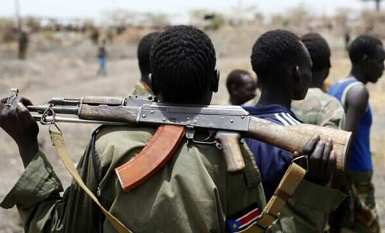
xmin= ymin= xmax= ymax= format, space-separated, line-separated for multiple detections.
xmin=185 ymin=127 xmax=217 ymax=146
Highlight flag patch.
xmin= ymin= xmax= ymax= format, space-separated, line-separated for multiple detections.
xmin=226 ymin=205 xmax=261 ymax=233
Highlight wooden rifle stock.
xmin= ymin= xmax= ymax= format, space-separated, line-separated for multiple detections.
xmin=248 ymin=117 xmax=351 ymax=171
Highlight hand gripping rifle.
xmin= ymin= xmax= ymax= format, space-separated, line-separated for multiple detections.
xmin=24 ymin=94 xmax=351 ymax=233
xmin=27 ymin=95 xmax=351 ymax=172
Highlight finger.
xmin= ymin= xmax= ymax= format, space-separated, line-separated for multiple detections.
xmin=327 ymin=150 xmax=337 ymax=176
xmin=16 ymin=102 xmax=34 ymax=122
xmin=302 ymin=135 xmax=320 ymax=155
xmin=309 ymin=140 xmax=325 ymax=173
xmin=9 ymin=96 xmax=21 ymax=111
xmin=16 ymin=102 xmax=28 ymax=112
xmin=0 ymin=98 xmax=13 ymax=120
xmin=322 ymin=139 xmax=333 ymax=173
xmin=19 ymin=97 xmax=33 ymax=106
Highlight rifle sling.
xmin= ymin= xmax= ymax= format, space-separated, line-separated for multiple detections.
xmin=115 ymin=125 xmax=186 ymax=192
xmin=49 ymin=126 xmax=133 ymax=233
xmin=241 ymin=163 xmax=306 ymax=233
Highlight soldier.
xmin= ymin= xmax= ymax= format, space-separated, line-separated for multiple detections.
xmin=225 ymin=69 xmax=259 ymax=105
xmin=291 ymin=33 xmax=345 ymax=129
xmin=132 ymin=32 xmax=160 ymax=96
xmin=244 ymin=30 xmax=345 ymax=232
xmin=18 ymin=30 xmax=29 ymax=60
xmin=328 ymin=35 xmax=384 ymax=233
xmin=97 ymin=39 xmax=108 ymax=76
xmin=0 ymin=26 xmax=338 ymax=233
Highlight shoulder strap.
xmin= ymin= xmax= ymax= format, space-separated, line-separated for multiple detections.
xmin=115 ymin=125 xmax=186 ymax=191
xmin=241 ymin=163 xmax=306 ymax=233
xmin=49 ymin=126 xmax=133 ymax=233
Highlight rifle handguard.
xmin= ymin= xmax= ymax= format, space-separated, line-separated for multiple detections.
xmin=248 ymin=117 xmax=351 ymax=171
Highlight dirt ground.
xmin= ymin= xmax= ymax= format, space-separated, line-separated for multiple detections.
xmin=0 ymin=28 xmax=385 ymax=232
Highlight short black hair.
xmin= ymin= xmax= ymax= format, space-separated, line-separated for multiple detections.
xmin=150 ymin=25 xmax=216 ymax=103
xmin=301 ymin=33 xmax=331 ymax=72
xmin=251 ymin=29 xmax=307 ymax=81
xmin=348 ymin=35 xmax=383 ymax=64
xmin=226 ymin=69 xmax=252 ymax=91
xmin=137 ymin=32 xmax=160 ymax=77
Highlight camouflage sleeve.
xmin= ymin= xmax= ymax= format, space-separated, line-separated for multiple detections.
xmin=272 ymin=180 xmax=346 ymax=233
xmin=0 ymin=136 xmax=103 ymax=233
xmin=321 ymin=99 xmax=345 ymax=129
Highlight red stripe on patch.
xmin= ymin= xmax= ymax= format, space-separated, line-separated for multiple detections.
xmin=238 ymin=208 xmax=261 ymax=226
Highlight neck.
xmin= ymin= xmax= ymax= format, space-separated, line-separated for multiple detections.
xmin=258 ymin=87 xmax=291 ymax=109
xmin=309 ymin=72 xmax=325 ymax=88
xmin=229 ymin=97 xmax=243 ymax=105
xmin=350 ymin=66 xmax=368 ymax=84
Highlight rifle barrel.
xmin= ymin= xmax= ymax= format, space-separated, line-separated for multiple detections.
xmin=49 ymin=97 xmax=81 ymax=106
xmin=31 ymin=114 xmax=126 ymax=125
xmin=27 ymin=105 xmax=79 ymax=115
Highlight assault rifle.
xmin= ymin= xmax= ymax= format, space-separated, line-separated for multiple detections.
xmin=27 ymin=95 xmax=351 ymax=172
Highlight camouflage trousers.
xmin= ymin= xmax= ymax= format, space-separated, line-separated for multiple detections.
xmin=329 ymin=171 xmax=380 ymax=233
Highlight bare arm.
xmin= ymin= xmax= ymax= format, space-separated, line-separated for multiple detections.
xmin=342 ymin=84 xmax=369 ymax=133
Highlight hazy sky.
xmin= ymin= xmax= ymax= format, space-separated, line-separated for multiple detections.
xmin=1 ymin=0 xmax=372 ymax=20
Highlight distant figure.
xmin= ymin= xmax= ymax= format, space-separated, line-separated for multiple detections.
xmin=292 ymin=33 xmax=344 ymax=128
xmin=18 ymin=30 xmax=29 ymax=60
xmin=90 ymin=29 xmax=99 ymax=45
xmin=225 ymin=69 xmax=258 ymax=105
xmin=344 ymin=30 xmax=351 ymax=51
xmin=132 ymin=32 xmax=160 ymax=96
xmin=97 ymin=40 xmax=107 ymax=76
xmin=329 ymin=35 xmax=384 ymax=233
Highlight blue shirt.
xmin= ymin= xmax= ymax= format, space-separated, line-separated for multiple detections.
xmin=328 ymin=78 xmax=373 ymax=172
xmin=243 ymin=105 xmax=301 ymax=200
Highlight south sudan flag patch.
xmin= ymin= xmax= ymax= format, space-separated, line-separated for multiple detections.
xmin=226 ymin=204 xmax=261 ymax=233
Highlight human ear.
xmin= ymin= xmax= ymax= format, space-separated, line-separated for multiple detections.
xmin=293 ymin=65 xmax=301 ymax=85
xmin=211 ymin=69 xmax=219 ymax=92
xmin=150 ymin=73 xmax=160 ymax=95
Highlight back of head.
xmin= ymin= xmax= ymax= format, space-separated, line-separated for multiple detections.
xmin=301 ymin=33 xmax=331 ymax=72
xmin=348 ymin=35 xmax=383 ymax=64
xmin=226 ymin=69 xmax=257 ymax=105
xmin=137 ymin=32 xmax=161 ymax=78
xmin=348 ymin=34 xmax=385 ymax=83
xmin=251 ymin=29 xmax=307 ymax=84
xmin=226 ymin=69 xmax=252 ymax=91
xmin=151 ymin=25 xmax=217 ymax=104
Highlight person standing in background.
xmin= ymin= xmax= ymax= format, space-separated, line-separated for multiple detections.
xmin=292 ymin=33 xmax=345 ymax=129
xmin=18 ymin=30 xmax=29 ymax=60
xmin=329 ymin=35 xmax=385 ymax=233
xmin=97 ymin=39 xmax=107 ymax=76
xmin=225 ymin=69 xmax=258 ymax=106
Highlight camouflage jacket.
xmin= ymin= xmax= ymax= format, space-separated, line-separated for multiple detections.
xmin=1 ymin=125 xmax=344 ymax=233
xmin=292 ymin=88 xmax=345 ymax=129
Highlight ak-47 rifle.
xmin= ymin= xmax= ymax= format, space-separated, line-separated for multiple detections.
xmin=26 ymin=94 xmax=351 ymax=172
xmin=3 ymin=90 xmax=351 ymax=233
